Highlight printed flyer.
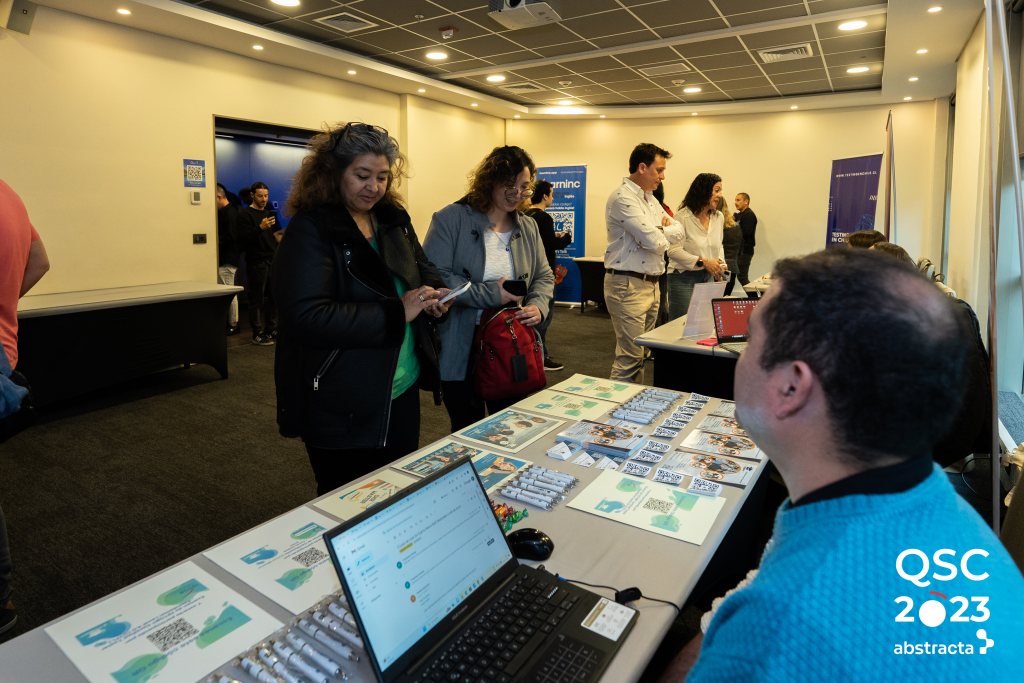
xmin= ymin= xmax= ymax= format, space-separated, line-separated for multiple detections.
xmin=394 ymin=440 xmax=487 ymax=477
xmin=45 ymin=562 xmax=281 ymax=683
xmin=548 ymin=374 xmax=645 ymax=403
xmin=695 ymin=415 xmax=748 ymax=437
xmin=678 ymin=429 xmax=764 ymax=461
xmin=472 ymin=453 xmax=533 ymax=492
xmin=456 ymin=410 xmax=562 ymax=453
xmin=512 ymin=389 xmax=618 ymax=421
xmin=661 ymin=450 xmax=758 ymax=487
xmin=710 ymin=401 xmax=737 ymax=418
xmin=314 ymin=471 xmax=417 ymax=520
xmin=203 ymin=508 xmax=341 ymax=614
xmin=567 ymin=470 xmax=725 ymax=545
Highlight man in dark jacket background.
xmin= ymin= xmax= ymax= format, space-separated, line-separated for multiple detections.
xmin=525 ymin=180 xmax=571 ymax=371
xmin=734 ymin=193 xmax=757 ymax=286
xmin=215 ymin=184 xmax=241 ymax=335
xmin=236 ymin=181 xmax=282 ymax=345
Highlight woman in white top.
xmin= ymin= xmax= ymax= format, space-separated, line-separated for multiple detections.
xmin=666 ymin=173 xmax=727 ymax=320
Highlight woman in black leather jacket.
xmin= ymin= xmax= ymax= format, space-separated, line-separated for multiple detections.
xmin=273 ymin=123 xmax=452 ymax=495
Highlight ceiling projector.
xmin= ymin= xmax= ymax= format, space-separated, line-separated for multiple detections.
xmin=488 ymin=0 xmax=563 ymax=30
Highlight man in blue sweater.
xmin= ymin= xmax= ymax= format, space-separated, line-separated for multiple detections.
xmin=664 ymin=249 xmax=1024 ymax=681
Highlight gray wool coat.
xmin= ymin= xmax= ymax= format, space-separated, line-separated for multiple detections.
xmin=422 ymin=200 xmax=555 ymax=382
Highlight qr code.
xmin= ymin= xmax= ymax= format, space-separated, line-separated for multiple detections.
xmin=549 ymin=211 xmax=575 ymax=237
xmin=147 ymin=618 xmax=198 ymax=652
xmin=643 ymin=498 xmax=675 ymax=514
xmin=292 ymin=547 xmax=328 ymax=568
xmin=185 ymin=165 xmax=203 ymax=182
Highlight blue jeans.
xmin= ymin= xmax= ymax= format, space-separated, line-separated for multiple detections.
xmin=668 ymin=269 xmax=714 ymax=321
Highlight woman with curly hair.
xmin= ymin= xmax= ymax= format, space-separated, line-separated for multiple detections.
xmin=272 ymin=122 xmax=452 ymax=495
xmin=423 ymin=146 xmax=554 ymax=431
xmin=666 ymin=173 xmax=727 ymax=319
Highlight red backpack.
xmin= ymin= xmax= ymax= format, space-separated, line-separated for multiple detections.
xmin=473 ymin=306 xmax=547 ymax=400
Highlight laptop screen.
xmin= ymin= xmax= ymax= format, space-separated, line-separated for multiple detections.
xmin=712 ymin=298 xmax=759 ymax=341
xmin=326 ymin=460 xmax=513 ymax=673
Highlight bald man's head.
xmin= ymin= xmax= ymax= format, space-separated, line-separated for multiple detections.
xmin=755 ymin=249 xmax=971 ymax=463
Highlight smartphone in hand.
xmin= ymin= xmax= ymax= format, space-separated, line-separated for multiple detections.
xmin=502 ymin=279 xmax=528 ymax=297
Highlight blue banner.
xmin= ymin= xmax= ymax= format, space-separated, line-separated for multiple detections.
xmin=536 ymin=165 xmax=586 ymax=303
xmin=826 ymin=154 xmax=882 ymax=247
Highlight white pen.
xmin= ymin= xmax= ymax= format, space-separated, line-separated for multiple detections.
xmin=530 ymin=466 xmax=576 ymax=482
xmin=503 ymin=487 xmax=552 ymax=506
xmin=519 ymin=477 xmax=565 ymax=494
xmin=208 ymin=676 xmax=247 ymax=683
xmin=529 ymin=473 xmax=570 ymax=488
xmin=238 ymin=657 xmax=285 ymax=683
xmin=313 ymin=611 xmax=364 ymax=648
xmin=256 ymin=648 xmax=306 ymax=683
xmin=326 ymin=601 xmax=358 ymax=628
xmin=500 ymin=489 xmax=553 ymax=509
xmin=296 ymin=619 xmax=357 ymax=661
xmin=272 ymin=641 xmax=330 ymax=683
xmin=531 ymin=469 xmax=577 ymax=486
xmin=512 ymin=482 xmax=557 ymax=501
xmin=285 ymin=632 xmax=345 ymax=676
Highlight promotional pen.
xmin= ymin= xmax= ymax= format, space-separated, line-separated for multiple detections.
xmin=256 ymin=647 xmax=307 ymax=683
xmin=512 ymin=482 xmax=558 ymax=501
xmin=208 ymin=676 xmax=247 ymax=683
xmin=238 ymin=657 xmax=287 ymax=683
xmin=530 ymin=467 xmax=577 ymax=484
xmin=326 ymin=601 xmax=358 ymax=628
xmin=296 ymin=619 xmax=357 ymax=660
xmin=285 ymin=631 xmax=346 ymax=676
xmin=312 ymin=611 xmax=363 ymax=648
xmin=499 ymin=489 xmax=553 ymax=510
xmin=271 ymin=641 xmax=330 ymax=683
xmin=518 ymin=477 xmax=565 ymax=494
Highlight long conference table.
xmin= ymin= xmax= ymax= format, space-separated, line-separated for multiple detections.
xmin=0 ymin=382 xmax=768 ymax=683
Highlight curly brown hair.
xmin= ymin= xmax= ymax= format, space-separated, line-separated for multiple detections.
xmin=465 ymin=146 xmax=536 ymax=214
xmin=285 ymin=122 xmax=408 ymax=216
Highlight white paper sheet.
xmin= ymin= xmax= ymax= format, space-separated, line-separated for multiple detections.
xmin=512 ymin=389 xmax=619 ymax=421
xmin=661 ymin=450 xmax=758 ymax=486
xmin=45 ymin=562 xmax=282 ymax=683
xmin=547 ymin=374 xmax=645 ymax=403
xmin=681 ymin=281 xmax=727 ymax=338
xmin=204 ymin=508 xmax=341 ymax=614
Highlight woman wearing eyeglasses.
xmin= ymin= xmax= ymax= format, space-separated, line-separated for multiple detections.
xmin=273 ymin=122 xmax=452 ymax=495
xmin=423 ymin=146 xmax=554 ymax=432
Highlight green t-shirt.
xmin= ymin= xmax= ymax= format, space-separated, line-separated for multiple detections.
xmin=370 ymin=230 xmax=420 ymax=398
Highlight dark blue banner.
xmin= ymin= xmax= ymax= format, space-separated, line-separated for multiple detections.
xmin=536 ymin=165 xmax=587 ymax=303
xmin=826 ymin=154 xmax=883 ymax=247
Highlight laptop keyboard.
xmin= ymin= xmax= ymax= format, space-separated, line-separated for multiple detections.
xmin=719 ymin=342 xmax=747 ymax=355
xmin=411 ymin=575 xmax=581 ymax=683
xmin=527 ymin=633 xmax=604 ymax=683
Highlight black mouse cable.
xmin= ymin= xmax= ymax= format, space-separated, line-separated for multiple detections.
xmin=553 ymin=575 xmax=681 ymax=615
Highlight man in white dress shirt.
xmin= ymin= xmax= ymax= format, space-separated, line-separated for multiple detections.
xmin=604 ymin=143 xmax=683 ymax=382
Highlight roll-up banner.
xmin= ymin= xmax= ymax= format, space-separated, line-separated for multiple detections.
xmin=825 ymin=154 xmax=883 ymax=248
xmin=535 ymin=165 xmax=587 ymax=304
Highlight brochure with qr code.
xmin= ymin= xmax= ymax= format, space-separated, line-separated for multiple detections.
xmin=710 ymin=401 xmax=737 ymax=418
xmin=677 ymin=429 xmax=764 ymax=461
xmin=695 ymin=415 xmax=748 ymax=438
xmin=567 ymin=470 xmax=725 ymax=545
xmin=455 ymin=410 xmax=563 ymax=454
xmin=45 ymin=562 xmax=282 ymax=683
xmin=315 ymin=471 xmax=418 ymax=520
xmin=472 ymin=452 xmax=534 ymax=493
xmin=393 ymin=440 xmax=487 ymax=478
xmin=661 ymin=450 xmax=759 ymax=487
xmin=555 ymin=419 xmax=649 ymax=462
xmin=512 ymin=389 xmax=618 ymax=422
xmin=547 ymin=374 xmax=646 ymax=403
xmin=203 ymin=508 xmax=341 ymax=614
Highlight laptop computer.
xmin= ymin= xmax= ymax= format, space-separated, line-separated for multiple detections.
xmin=323 ymin=459 xmax=638 ymax=683
xmin=712 ymin=297 xmax=759 ymax=355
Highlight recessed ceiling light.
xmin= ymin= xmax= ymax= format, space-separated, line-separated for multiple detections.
xmin=847 ymin=67 xmax=869 ymax=73
xmin=417 ymin=88 xmax=425 ymax=92
xmin=486 ymin=75 xmax=506 ymax=82
xmin=683 ymin=87 xmax=702 ymax=93
xmin=558 ymin=100 xmax=574 ymax=105
xmin=909 ymin=77 xmax=919 ymax=81
xmin=904 ymin=96 xmax=912 ymax=100
xmin=791 ymin=105 xmax=798 ymax=109
xmin=600 ymin=115 xmax=606 ymax=118
xmin=272 ymin=0 xmax=300 ymax=5
xmin=928 ymin=6 xmax=942 ymax=12
xmin=347 ymin=70 xmax=356 ymax=74
xmin=513 ymin=115 xmax=520 ymax=118
xmin=426 ymin=52 xmax=447 ymax=60
xmin=117 ymin=8 xmax=131 ymax=15
xmin=691 ymin=112 xmax=697 ymax=116
xmin=253 ymin=45 xmax=264 ymax=50
xmin=917 ymin=49 xmax=928 ymax=54
xmin=471 ymin=103 xmax=478 ymax=107
xmin=838 ymin=21 xmax=867 ymax=31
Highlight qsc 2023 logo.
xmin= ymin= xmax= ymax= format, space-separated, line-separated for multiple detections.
xmin=893 ymin=548 xmax=994 ymax=656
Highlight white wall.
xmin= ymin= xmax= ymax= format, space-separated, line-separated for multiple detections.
xmin=507 ymin=102 xmax=947 ymax=281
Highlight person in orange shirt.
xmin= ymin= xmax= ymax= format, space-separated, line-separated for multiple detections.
xmin=0 ymin=178 xmax=50 ymax=636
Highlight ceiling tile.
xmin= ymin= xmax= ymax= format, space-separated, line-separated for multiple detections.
xmin=759 ymin=56 xmax=822 ymax=75
xmin=828 ymin=62 xmax=883 ymax=80
xmin=581 ymin=93 xmax=636 ymax=104
xmin=509 ymin=63 xmax=576 ymax=79
xmin=608 ymin=80 xmax=662 ymax=93
xmin=457 ymin=7 xmax=510 ymax=33
xmin=527 ymin=89 xmax=574 ymax=100
xmin=714 ymin=0 xmax=796 ymax=13
xmin=775 ymin=79 xmax=832 ymax=94
xmin=557 ymin=0 xmax=624 ymax=20
xmin=769 ymin=67 xmax=827 ymax=84
xmin=244 ymin=0 xmax=342 ymax=19
xmin=688 ymin=51 xmax=755 ymax=70
xmin=402 ymin=14 xmax=492 ymax=42
xmin=441 ymin=57 xmax=497 ymax=71
xmin=581 ymin=67 xmax=643 ymax=83
xmin=808 ymin=0 xmax=878 ymax=14
xmin=322 ymin=36 xmax=382 ymax=56
xmin=726 ymin=86 xmax=781 ymax=99
xmin=830 ymin=73 xmax=883 ymax=88
xmin=268 ymin=18 xmax=352 ymax=42
xmin=655 ymin=18 xmax=728 ymax=38
xmin=357 ymin=26 xmax=438 ymax=51
xmin=712 ymin=75 xmax=772 ymax=90
xmin=282 ymin=5 xmax=388 ymax=36
xmin=727 ymin=5 xmax=808 ymax=27
xmin=349 ymin=0 xmax=448 ymax=25
xmin=825 ymin=47 xmax=885 ymax=68
xmin=701 ymin=64 xmax=765 ymax=81
xmin=376 ymin=52 xmax=431 ymax=70
xmin=430 ymin=0 xmax=488 ymax=11
xmin=819 ymin=31 xmax=885 ymax=54
xmin=531 ymin=74 xmax=596 ymax=88
xmin=398 ymin=44 xmax=474 ymax=62
xmin=487 ymin=50 xmax=543 ymax=64
xmin=833 ymin=81 xmax=882 ymax=92
xmin=590 ymin=30 xmax=659 ymax=48
xmin=617 ymin=87 xmax=675 ymax=100
xmin=645 ymin=73 xmax=710 ymax=88
xmin=448 ymin=33 xmax=523 ymax=58
xmin=681 ymin=91 xmax=731 ymax=102
xmin=534 ymin=41 xmax=596 ymax=57
xmin=629 ymin=0 xmax=721 ymax=27
xmin=463 ymin=72 xmax=521 ymax=85
xmin=199 ymin=0 xmax=286 ymax=25
xmin=676 ymin=36 xmax=745 ymax=58
xmin=558 ymin=83 xmax=615 ymax=97
xmin=560 ymin=56 xmax=623 ymax=73
xmin=614 ymin=47 xmax=682 ymax=67
xmin=562 ymin=9 xmax=649 ymax=39
xmin=739 ymin=25 xmax=816 ymax=50
xmin=814 ymin=14 xmax=886 ymax=40
xmin=501 ymin=23 xmax=581 ymax=49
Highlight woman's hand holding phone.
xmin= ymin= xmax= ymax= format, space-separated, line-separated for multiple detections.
xmin=497 ymin=277 xmax=520 ymax=306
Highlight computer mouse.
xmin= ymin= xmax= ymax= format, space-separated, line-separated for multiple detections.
xmin=507 ymin=528 xmax=554 ymax=561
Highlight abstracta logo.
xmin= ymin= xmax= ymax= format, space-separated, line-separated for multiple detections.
xmin=892 ymin=548 xmax=992 ymax=656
